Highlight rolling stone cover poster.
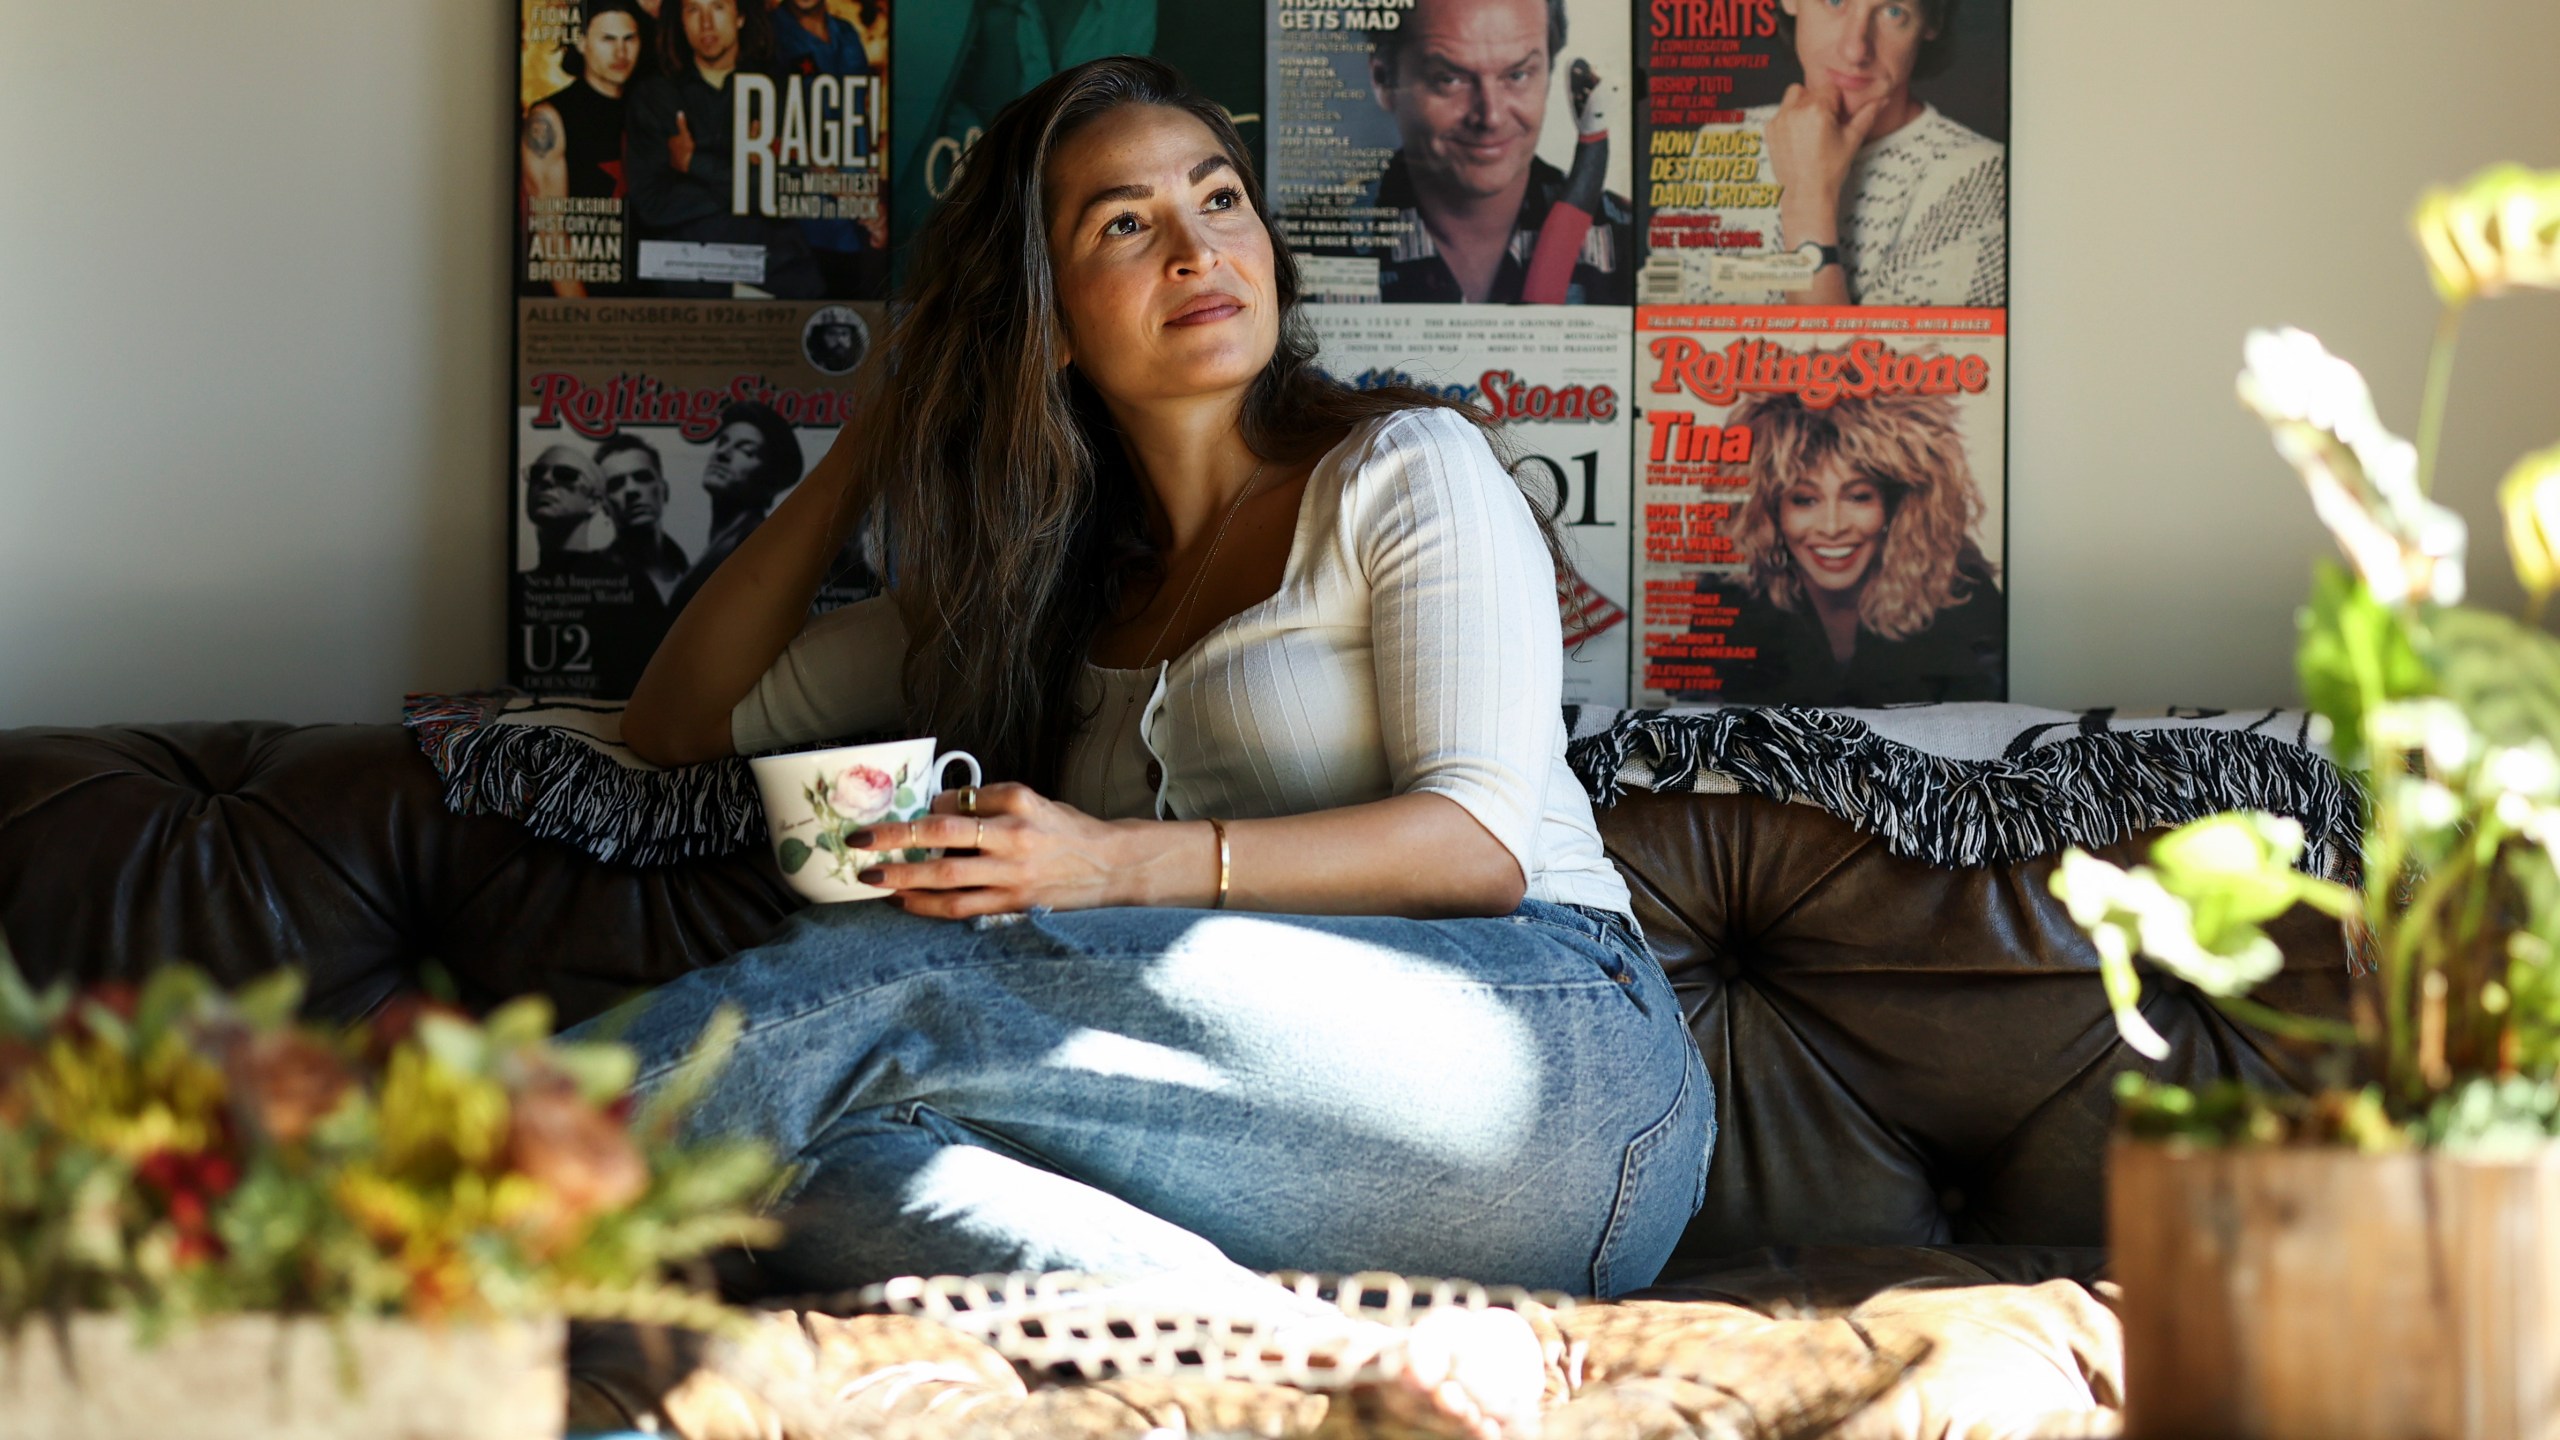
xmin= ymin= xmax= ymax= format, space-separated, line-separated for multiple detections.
xmin=511 ymin=299 xmax=886 ymax=697
xmin=1632 ymin=305 xmax=2005 ymax=707
xmin=1310 ymin=306 xmax=1635 ymax=706
xmin=891 ymin=1 xmax=1263 ymax=268
xmin=512 ymin=0 xmax=890 ymax=696
xmin=1267 ymin=0 xmax=1634 ymax=304
xmin=1636 ymin=0 xmax=2008 ymax=308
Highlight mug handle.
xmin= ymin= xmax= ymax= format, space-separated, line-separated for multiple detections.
xmin=933 ymin=750 xmax=983 ymax=798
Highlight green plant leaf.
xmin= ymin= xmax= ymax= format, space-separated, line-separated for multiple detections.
xmin=633 ymin=1004 xmax=745 ymax=1139
xmin=2094 ymin=926 xmax=2171 ymax=1061
xmin=2053 ymin=849 xmax=2174 ymax=1059
xmin=484 ymin=995 xmax=554 ymax=1052
xmin=2421 ymin=1075 xmax=2560 ymax=1158
xmin=546 ymin=1041 xmax=639 ymax=1106
xmin=415 ymin=1012 xmax=488 ymax=1075
xmin=2150 ymin=812 xmax=2311 ymax=944
xmin=230 ymin=970 xmax=305 ymax=1030
xmin=893 ymin=787 xmax=918 ymax=812
xmin=0 ymin=941 xmax=65 ymax=1036
xmin=777 ymin=837 xmax=811 ymax=875
xmin=2421 ymin=605 xmax=2560 ymax=752
xmin=134 ymin=965 xmax=214 ymax=1043
xmin=2297 ymin=560 xmax=2432 ymax=764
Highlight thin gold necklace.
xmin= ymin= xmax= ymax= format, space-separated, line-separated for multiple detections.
xmin=1136 ymin=456 xmax=1269 ymax=670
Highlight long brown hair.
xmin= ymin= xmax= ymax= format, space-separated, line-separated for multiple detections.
xmin=831 ymin=56 xmax=1561 ymax=789
xmin=1730 ymin=374 xmax=1995 ymax=642
xmin=656 ymin=0 xmax=772 ymax=78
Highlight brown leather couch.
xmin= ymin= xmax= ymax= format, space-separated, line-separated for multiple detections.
xmin=0 ymin=720 xmax=2353 ymax=1435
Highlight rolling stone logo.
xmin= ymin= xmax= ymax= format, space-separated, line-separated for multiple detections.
xmin=1646 ymin=336 xmax=1992 ymax=410
xmin=1478 ymin=369 xmax=1621 ymax=423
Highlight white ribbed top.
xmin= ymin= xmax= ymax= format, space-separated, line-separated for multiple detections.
xmin=731 ymin=407 xmax=1631 ymax=916
xmin=1058 ymin=662 xmax=1165 ymax=823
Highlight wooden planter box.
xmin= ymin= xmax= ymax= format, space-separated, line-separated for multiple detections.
xmin=0 ymin=1313 xmax=566 ymax=1440
xmin=2112 ymin=1138 xmax=2560 ymax=1440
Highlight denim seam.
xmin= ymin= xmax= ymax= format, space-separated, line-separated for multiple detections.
xmin=627 ymin=950 xmax=1074 ymax=1088
xmin=1589 ymin=1053 xmax=1694 ymax=1298
xmin=632 ymin=949 xmax=1629 ymax=1091
xmin=1510 ymin=914 xmax=1651 ymax=997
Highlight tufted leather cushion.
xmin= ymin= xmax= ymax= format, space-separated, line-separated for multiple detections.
xmin=0 ymin=722 xmax=2351 ymax=1257
xmin=0 ymin=723 xmax=798 ymax=1025
xmin=1603 ymin=789 xmax=2350 ymax=1260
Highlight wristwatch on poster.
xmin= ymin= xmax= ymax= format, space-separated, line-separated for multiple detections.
xmin=1792 ymin=239 xmax=1843 ymax=272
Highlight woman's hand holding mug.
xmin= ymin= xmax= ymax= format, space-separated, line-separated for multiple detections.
xmin=850 ymin=783 xmax=1192 ymax=920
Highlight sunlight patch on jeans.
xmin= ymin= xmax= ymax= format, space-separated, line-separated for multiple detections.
xmin=1143 ymin=915 xmax=1539 ymax=1164
xmin=1045 ymin=1028 xmax=1235 ymax=1092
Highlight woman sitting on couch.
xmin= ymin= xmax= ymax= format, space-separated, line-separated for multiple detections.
xmin=595 ymin=55 xmax=1710 ymax=1433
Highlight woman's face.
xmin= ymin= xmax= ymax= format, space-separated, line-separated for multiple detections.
xmin=1044 ymin=105 xmax=1280 ymax=410
xmin=1778 ymin=458 xmax=1890 ymax=595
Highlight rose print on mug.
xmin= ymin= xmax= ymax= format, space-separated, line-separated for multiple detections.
xmin=749 ymin=738 xmax=984 ymax=904
xmin=826 ymin=764 xmax=900 ymax=822
xmin=778 ymin=759 xmax=929 ymax=883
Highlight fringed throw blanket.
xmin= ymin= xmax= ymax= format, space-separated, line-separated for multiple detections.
xmin=1565 ymin=702 xmax=2358 ymax=880
xmin=406 ymin=691 xmax=2356 ymax=876
xmin=402 ymin=692 xmax=766 ymax=866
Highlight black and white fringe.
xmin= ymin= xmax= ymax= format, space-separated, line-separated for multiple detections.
xmin=403 ymin=692 xmax=762 ymax=867
xmin=1564 ymin=707 xmax=2363 ymax=881
xmin=406 ymin=692 xmax=2363 ymax=878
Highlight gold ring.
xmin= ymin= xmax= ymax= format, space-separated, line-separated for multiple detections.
xmin=958 ymin=786 xmax=980 ymax=817
xmin=972 ymin=818 xmax=986 ymax=850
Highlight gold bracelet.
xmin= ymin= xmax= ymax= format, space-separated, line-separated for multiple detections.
xmin=1208 ymin=817 xmax=1231 ymax=910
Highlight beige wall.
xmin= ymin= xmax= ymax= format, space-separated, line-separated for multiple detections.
xmin=3 ymin=2 xmax=2556 ymax=725
xmin=0 ymin=4 xmax=510 ymax=728
xmin=2008 ymin=2 xmax=2560 ymax=708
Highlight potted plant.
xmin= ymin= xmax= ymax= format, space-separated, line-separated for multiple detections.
xmin=0 ymin=949 xmax=777 ymax=1440
xmin=2052 ymin=164 xmax=2560 ymax=1439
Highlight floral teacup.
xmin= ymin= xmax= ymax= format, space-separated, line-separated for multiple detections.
xmin=748 ymin=738 xmax=983 ymax=903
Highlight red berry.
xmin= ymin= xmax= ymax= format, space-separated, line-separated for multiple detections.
xmin=195 ymin=1154 xmax=240 ymax=1196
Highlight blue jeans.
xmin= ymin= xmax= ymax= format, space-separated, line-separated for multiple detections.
xmin=574 ymin=897 xmax=1712 ymax=1299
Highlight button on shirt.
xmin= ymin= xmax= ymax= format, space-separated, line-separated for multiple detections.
xmin=729 ymin=408 xmax=1633 ymax=918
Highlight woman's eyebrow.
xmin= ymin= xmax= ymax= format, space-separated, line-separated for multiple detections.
xmin=1073 ymin=155 xmax=1236 ymax=220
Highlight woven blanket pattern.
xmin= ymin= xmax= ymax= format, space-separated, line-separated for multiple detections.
xmin=403 ymin=692 xmax=761 ymax=866
xmin=848 ymin=1269 xmax=1573 ymax=1388
xmin=1564 ymin=704 xmax=2359 ymax=880
xmin=569 ymin=1267 xmax=1955 ymax=1439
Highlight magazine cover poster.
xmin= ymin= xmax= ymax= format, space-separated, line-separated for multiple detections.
xmin=518 ymin=0 xmax=891 ymax=302
xmin=1632 ymin=304 xmax=2004 ymax=707
xmin=1309 ymin=305 xmax=1635 ymax=706
xmin=891 ymin=2 xmax=1262 ymax=266
xmin=508 ymin=297 xmax=887 ymax=698
xmin=1637 ymin=0 xmax=2008 ymax=308
xmin=1269 ymin=0 xmax=1634 ymax=304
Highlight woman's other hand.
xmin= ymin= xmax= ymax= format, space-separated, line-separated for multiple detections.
xmin=847 ymin=784 xmax=1212 ymax=919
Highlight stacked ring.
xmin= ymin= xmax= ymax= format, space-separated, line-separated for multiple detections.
xmin=958 ymin=786 xmax=980 ymax=816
